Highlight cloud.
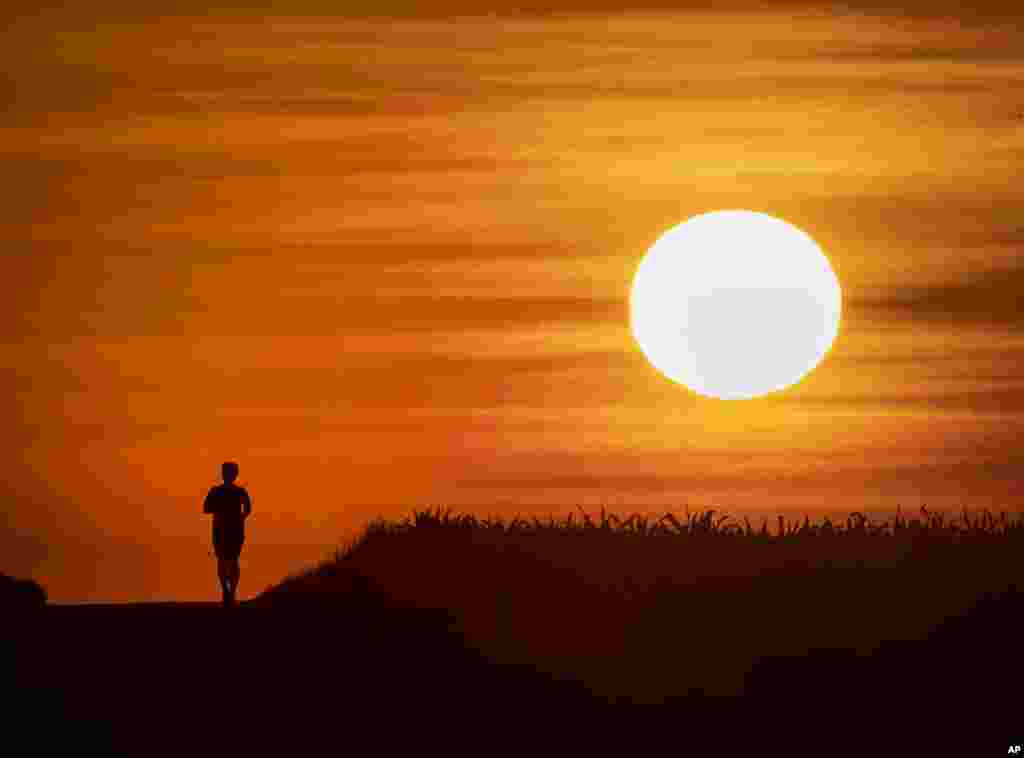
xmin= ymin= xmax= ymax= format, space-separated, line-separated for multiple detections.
xmin=849 ymin=263 xmax=1024 ymax=328
xmin=168 ymin=295 xmax=625 ymax=338
xmin=452 ymin=448 xmax=1024 ymax=494
xmin=9 ymin=0 xmax=1023 ymax=22
xmin=791 ymin=386 xmax=1024 ymax=414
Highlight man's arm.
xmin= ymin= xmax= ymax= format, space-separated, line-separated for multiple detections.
xmin=203 ymin=487 xmax=215 ymax=514
xmin=241 ymin=489 xmax=252 ymax=520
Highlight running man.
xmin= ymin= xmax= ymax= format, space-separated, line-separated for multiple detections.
xmin=203 ymin=461 xmax=252 ymax=607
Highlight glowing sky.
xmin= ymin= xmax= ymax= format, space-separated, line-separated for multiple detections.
xmin=3 ymin=1 xmax=1023 ymax=601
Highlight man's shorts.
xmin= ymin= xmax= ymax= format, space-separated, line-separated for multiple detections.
xmin=213 ymin=523 xmax=245 ymax=561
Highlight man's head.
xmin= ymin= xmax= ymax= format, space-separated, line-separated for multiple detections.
xmin=221 ymin=461 xmax=239 ymax=483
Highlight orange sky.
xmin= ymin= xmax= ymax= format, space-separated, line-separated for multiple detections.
xmin=3 ymin=2 xmax=1024 ymax=601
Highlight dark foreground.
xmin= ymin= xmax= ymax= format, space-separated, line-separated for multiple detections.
xmin=4 ymin=590 xmax=1022 ymax=756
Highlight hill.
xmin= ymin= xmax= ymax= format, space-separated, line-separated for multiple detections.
xmin=5 ymin=507 xmax=1023 ymax=754
xmin=254 ymin=507 xmax=1024 ymax=705
xmin=1 ymin=571 xmax=47 ymax=609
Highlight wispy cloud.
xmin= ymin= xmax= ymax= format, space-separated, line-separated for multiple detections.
xmin=851 ymin=264 xmax=1024 ymax=328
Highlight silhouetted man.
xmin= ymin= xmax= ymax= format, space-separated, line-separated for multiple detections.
xmin=203 ymin=461 xmax=252 ymax=608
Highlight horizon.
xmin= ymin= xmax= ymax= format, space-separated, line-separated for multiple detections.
xmin=3 ymin=2 xmax=1024 ymax=602
xmin=18 ymin=501 xmax=1024 ymax=604
xmin=40 ymin=501 xmax=1024 ymax=605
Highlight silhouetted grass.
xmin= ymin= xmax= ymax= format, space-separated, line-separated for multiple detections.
xmin=256 ymin=506 xmax=1024 ymax=702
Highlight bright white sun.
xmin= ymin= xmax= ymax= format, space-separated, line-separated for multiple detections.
xmin=630 ymin=210 xmax=842 ymax=400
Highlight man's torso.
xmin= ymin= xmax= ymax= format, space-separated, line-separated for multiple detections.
xmin=207 ymin=484 xmax=247 ymax=528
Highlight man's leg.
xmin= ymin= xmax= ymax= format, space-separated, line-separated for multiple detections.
xmin=228 ymin=560 xmax=240 ymax=601
xmin=217 ymin=558 xmax=231 ymax=605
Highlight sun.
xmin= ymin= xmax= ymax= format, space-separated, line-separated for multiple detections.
xmin=630 ymin=210 xmax=842 ymax=400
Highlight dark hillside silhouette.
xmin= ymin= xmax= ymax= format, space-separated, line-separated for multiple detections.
xmin=0 ymin=572 xmax=46 ymax=610
xmin=257 ymin=507 xmax=1024 ymax=715
xmin=5 ymin=507 xmax=1023 ymax=755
